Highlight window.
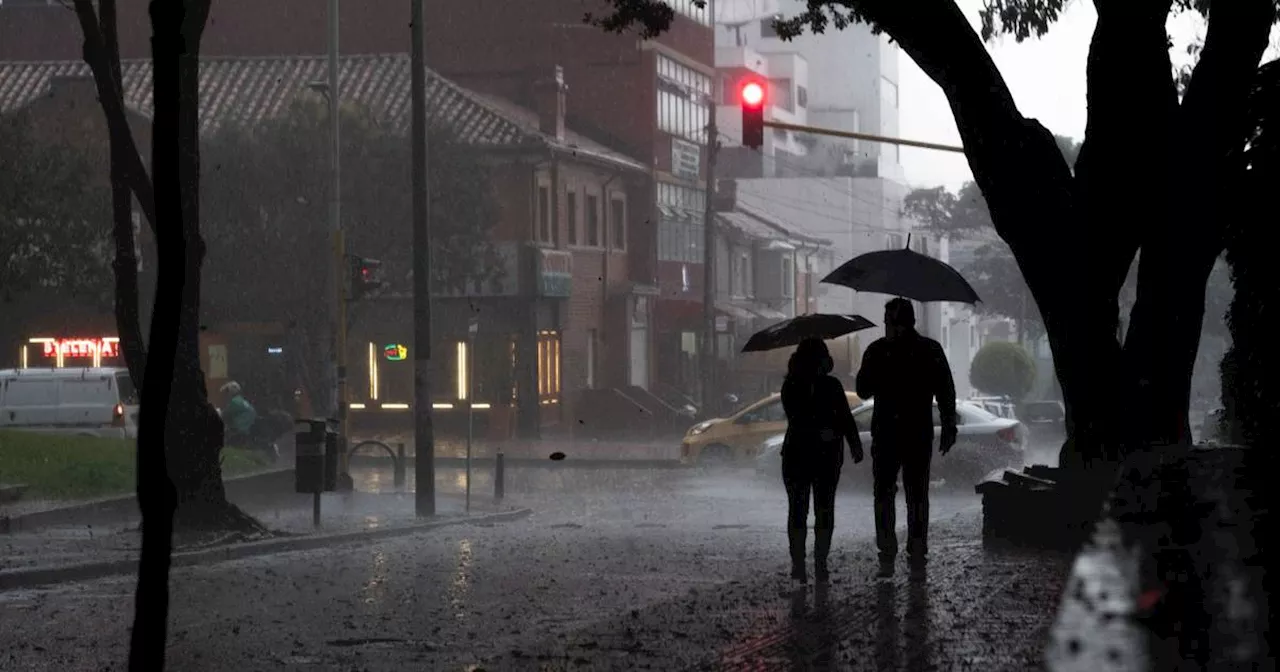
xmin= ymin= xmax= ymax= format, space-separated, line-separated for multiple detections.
xmin=760 ymin=16 xmax=780 ymax=38
xmin=668 ymin=0 xmax=711 ymax=25
xmin=657 ymin=55 xmax=712 ymax=144
xmin=610 ymin=198 xmax=627 ymax=250
xmin=738 ymin=399 xmax=785 ymax=424
xmin=537 ymin=330 xmax=561 ymax=404
xmin=771 ymin=79 xmax=793 ymax=112
xmin=880 ymin=77 xmax=899 ymax=108
xmin=586 ymin=329 xmax=598 ymax=389
xmin=781 ymin=256 xmax=795 ymax=298
xmin=586 ymin=194 xmax=601 ymax=247
xmin=736 ymin=251 xmax=750 ymax=297
xmin=566 ymin=191 xmax=578 ymax=245
xmin=537 ymin=185 xmax=551 ymax=243
xmin=657 ymin=182 xmax=706 ymax=263
xmin=797 ymin=86 xmax=808 ymax=109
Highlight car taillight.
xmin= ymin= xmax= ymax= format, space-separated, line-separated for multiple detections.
xmin=113 ymin=403 xmax=125 ymax=427
xmin=997 ymin=427 xmax=1016 ymax=443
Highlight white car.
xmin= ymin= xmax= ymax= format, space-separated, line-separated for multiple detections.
xmin=0 ymin=367 xmax=139 ymax=440
xmin=754 ymin=400 xmax=1025 ymax=488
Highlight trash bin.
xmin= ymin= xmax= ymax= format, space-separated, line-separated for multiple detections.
xmin=295 ymin=418 xmax=340 ymax=493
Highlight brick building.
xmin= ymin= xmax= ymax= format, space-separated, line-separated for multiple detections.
xmin=1 ymin=0 xmax=720 ymax=407
xmin=0 ymin=54 xmax=649 ymax=439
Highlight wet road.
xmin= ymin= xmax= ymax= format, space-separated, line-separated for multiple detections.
xmin=0 ymin=467 xmax=1069 ymax=671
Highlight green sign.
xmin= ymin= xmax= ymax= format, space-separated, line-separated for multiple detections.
xmin=383 ymin=344 xmax=407 ymax=361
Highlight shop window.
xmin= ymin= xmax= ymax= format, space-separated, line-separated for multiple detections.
xmin=537 ymin=330 xmax=561 ymax=404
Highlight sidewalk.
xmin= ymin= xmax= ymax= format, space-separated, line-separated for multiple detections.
xmin=352 ymin=435 xmax=683 ymax=461
xmin=1045 ymin=444 xmax=1270 ymax=670
xmin=0 ymin=489 xmax=526 ymax=587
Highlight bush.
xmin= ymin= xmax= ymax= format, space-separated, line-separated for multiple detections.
xmin=969 ymin=341 xmax=1037 ymax=401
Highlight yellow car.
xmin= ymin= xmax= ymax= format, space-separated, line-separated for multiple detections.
xmin=680 ymin=391 xmax=863 ymax=465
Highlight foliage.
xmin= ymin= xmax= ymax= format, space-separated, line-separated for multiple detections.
xmin=0 ymin=113 xmax=112 ymax=304
xmin=201 ymin=98 xmax=503 ymax=316
xmin=969 ymin=341 xmax=1037 ymax=401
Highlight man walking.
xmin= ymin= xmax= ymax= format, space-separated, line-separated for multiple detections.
xmin=856 ymin=298 xmax=957 ymax=578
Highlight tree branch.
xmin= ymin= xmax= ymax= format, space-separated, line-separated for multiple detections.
xmin=71 ymin=0 xmax=158 ymax=235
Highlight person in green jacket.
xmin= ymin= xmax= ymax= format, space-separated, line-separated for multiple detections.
xmin=219 ymin=381 xmax=258 ymax=442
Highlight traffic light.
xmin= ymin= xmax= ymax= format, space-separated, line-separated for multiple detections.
xmin=349 ymin=256 xmax=386 ymax=300
xmin=740 ymin=79 xmax=766 ymax=149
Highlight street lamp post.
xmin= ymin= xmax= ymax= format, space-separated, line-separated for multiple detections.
xmin=325 ymin=0 xmax=350 ymax=487
xmin=466 ymin=317 xmax=478 ymax=512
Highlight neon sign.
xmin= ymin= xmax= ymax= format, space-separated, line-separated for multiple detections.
xmin=24 ymin=337 xmax=121 ymax=368
xmin=383 ymin=344 xmax=407 ymax=361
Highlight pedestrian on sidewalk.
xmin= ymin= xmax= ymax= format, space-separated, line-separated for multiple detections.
xmin=856 ymin=298 xmax=957 ymax=578
xmin=780 ymin=337 xmax=864 ymax=584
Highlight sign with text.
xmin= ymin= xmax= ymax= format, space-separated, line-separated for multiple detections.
xmin=671 ymin=138 xmax=701 ymax=181
xmin=24 ymin=337 xmax=122 ymax=368
xmin=536 ymin=248 xmax=573 ymax=298
xmin=383 ymin=344 xmax=408 ymax=361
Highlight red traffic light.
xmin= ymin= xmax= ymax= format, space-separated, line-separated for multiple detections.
xmin=741 ymin=81 xmax=765 ymax=108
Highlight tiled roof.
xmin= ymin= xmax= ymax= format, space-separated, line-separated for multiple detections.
xmin=718 ymin=204 xmax=833 ymax=247
xmin=0 ymin=54 xmax=643 ymax=169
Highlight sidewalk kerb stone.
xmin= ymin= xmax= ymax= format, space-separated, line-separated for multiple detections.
xmin=0 ymin=507 xmax=532 ymax=592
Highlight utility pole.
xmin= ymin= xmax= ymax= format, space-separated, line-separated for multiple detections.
xmin=326 ymin=0 xmax=352 ymax=488
xmin=410 ymin=0 xmax=436 ymax=517
xmin=700 ymin=83 xmax=719 ymax=408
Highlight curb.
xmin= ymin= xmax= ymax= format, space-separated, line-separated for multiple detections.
xmin=1 ymin=467 xmax=295 ymax=534
xmin=0 ymin=507 xmax=533 ymax=592
xmin=351 ymin=456 xmax=689 ymax=470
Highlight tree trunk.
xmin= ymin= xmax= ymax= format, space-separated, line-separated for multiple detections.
xmin=100 ymin=0 xmax=148 ymax=388
xmin=127 ymin=1 xmax=183 ymax=668
xmin=167 ymin=0 xmax=260 ymax=531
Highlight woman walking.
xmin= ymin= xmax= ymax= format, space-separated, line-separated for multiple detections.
xmin=780 ymin=338 xmax=864 ymax=582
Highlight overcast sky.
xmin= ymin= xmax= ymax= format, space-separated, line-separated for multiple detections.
xmin=897 ymin=0 xmax=1276 ymax=191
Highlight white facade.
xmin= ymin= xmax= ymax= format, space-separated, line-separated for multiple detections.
xmin=714 ymin=0 xmax=903 ymax=183
xmin=714 ymin=44 xmax=810 ymax=161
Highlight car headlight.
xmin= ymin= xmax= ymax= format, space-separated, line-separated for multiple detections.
xmin=688 ymin=421 xmax=714 ymax=436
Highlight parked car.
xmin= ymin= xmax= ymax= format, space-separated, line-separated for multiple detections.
xmin=0 ymin=367 xmax=139 ymax=440
xmin=1019 ymin=400 xmax=1066 ymax=446
xmin=969 ymin=396 xmax=1017 ymax=420
xmin=753 ymin=400 xmax=1025 ymax=489
xmin=679 ymin=391 xmax=863 ymax=465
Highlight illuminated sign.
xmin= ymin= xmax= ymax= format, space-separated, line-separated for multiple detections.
xmin=23 ymin=337 xmax=121 ymax=368
xmin=383 ymin=344 xmax=408 ymax=361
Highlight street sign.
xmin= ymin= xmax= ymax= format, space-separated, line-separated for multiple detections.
xmin=671 ymin=138 xmax=701 ymax=181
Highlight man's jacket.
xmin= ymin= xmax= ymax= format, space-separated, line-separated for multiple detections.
xmin=855 ymin=329 xmax=957 ymax=447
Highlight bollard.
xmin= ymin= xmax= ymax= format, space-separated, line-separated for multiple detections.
xmin=494 ymin=451 xmax=505 ymax=501
xmin=394 ymin=442 xmax=406 ymax=489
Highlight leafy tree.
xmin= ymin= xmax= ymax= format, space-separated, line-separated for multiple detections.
xmin=200 ymin=98 xmax=503 ymax=404
xmin=593 ymin=1 xmax=1279 ymax=477
xmin=0 ymin=112 xmax=111 ymax=304
xmin=970 ymin=341 xmax=1037 ymax=401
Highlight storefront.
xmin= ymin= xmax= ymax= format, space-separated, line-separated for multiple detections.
xmin=18 ymin=336 xmax=123 ymax=370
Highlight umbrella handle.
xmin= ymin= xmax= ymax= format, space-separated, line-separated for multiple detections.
xmin=905 ymin=233 xmax=911 ymax=249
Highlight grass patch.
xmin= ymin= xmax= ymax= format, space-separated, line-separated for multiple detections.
xmin=0 ymin=430 xmax=272 ymax=501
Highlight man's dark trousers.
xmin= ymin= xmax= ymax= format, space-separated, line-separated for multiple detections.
xmin=871 ymin=440 xmax=933 ymax=563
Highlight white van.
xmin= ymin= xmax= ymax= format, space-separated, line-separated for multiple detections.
xmin=0 ymin=367 xmax=139 ymax=439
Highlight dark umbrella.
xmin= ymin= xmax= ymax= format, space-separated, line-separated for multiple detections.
xmin=821 ymin=235 xmax=981 ymax=304
xmin=741 ymin=313 xmax=876 ymax=353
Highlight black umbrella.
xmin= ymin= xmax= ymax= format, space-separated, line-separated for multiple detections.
xmin=741 ymin=313 xmax=876 ymax=353
xmin=821 ymin=235 xmax=981 ymax=304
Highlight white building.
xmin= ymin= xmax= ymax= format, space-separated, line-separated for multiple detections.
xmin=715 ymin=0 xmax=903 ymax=183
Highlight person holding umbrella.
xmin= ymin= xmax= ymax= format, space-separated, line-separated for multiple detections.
xmin=856 ymin=298 xmax=958 ymax=579
xmin=779 ymin=337 xmax=864 ymax=584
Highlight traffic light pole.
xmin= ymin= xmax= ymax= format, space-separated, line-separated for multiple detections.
xmin=701 ymin=101 xmax=719 ymax=412
xmin=762 ymin=119 xmax=965 ymax=154
xmin=410 ymin=0 xmax=437 ymax=517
